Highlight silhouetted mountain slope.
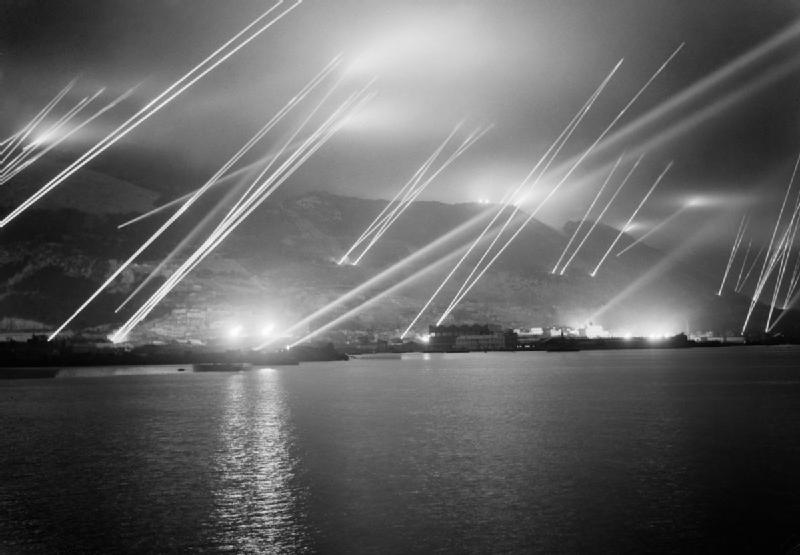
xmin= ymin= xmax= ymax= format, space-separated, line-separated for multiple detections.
xmin=2 ymin=156 xmax=157 ymax=214
xmin=1 ymin=185 xmax=798 ymax=341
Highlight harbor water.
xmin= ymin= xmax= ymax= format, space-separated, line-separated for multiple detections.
xmin=2 ymin=347 xmax=800 ymax=553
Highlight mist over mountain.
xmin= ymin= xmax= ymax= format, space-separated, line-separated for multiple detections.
xmin=1 ymin=166 xmax=797 ymax=343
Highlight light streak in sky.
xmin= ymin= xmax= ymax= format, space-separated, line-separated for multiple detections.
xmin=559 ymin=154 xmax=639 ymax=275
xmin=0 ymin=85 xmax=139 ymax=187
xmin=733 ymin=239 xmax=752 ymax=292
xmin=784 ymin=253 xmax=800 ymax=308
xmin=113 ymin=91 xmax=368 ymax=342
xmin=449 ymin=60 xmax=621 ymax=300
xmin=768 ymin=219 xmax=800 ymax=329
xmin=766 ymin=238 xmax=792 ymax=331
xmin=337 ymin=121 xmax=464 ymax=265
xmin=120 ymin=90 xmax=376 ymax=343
xmin=286 ymin=240 xmax=483 ymax=349
xmin=0 ymin=134 xmax=15 ymax=147
xmin=400 ymin=60 xmax=622 ymax=337
xmin=0 ymin=94 xmax=91 ymax=175
xmin=114 ymin=160 xmax=268 ymax=313
xmin=271 ymin=211 xmax=493 ymax=343
xmin=282 ymin=40 xmax=800 ymax=345
xmin=551 ymin=52 xmax=800 ymax=220
xmin=766 ymin=187 xmax=800 ymax=330
xmin=21 ymin=94 xmax=94 ymax=153
xmin=352 ymin=126 xmax=481 ymax=251
xmin=741 ymin=225 xmax=793 ymax=332
xmin=436 ymin=44 xmax=684 ymax=323
xmin=49 ymin=56 xmax=337 ymax=340
xmin=1 ymin=0 xmax=300 ymax=228
xmin=742 ymin=152 xmax=800 ymax=332
xmin=116 ymin=141 xmax=306 ymax=229
xmin=586 ymin=217 xmax=722 ymax=325
xmin=350 ymin=123 xmax=491 ymax=266
xmin=590 ymin=162 xmax=672 ymax=277
xmin=616 ymin=202 xmax=694 ymax=256
xmin=25 ymin=91 xmax=98 ymax=150
xmin=781 ymin=195 xmax=800 ymax=306
xmin=557 ymin=19 xmax=800 ymax=175
xmin=115 ymin=55 xmax=341 ymax=311
xmin=716 ymin=213 xmax=749 ymax=295
xmin=109 ymin=82 xmax=374 ymax=342
xmin=0 ymin=80 xmax=76 ymax=166
xmin=552 ymin=154 xmax=621 ymax=273
xmin=216 ymin=70 xmax=355 ymax=234
xmin=736 ymin=243 xmax=765 ymax=293
xmin=0 ymin=90 xmax=103 ymax=182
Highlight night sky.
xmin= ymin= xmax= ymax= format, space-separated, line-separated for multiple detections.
xmin=2 ymin=0 xmax=800 ymax=251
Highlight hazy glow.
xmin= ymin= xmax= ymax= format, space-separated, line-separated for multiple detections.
xmin=228 ymin=325 xmax=243 ymax=339
xmin=0 ymin=85 xmax=138 ymax=188
xmin=261 ymin=322 xmax=276 ymax=338
xmin=587 ymin=217 xmax=722 ymax=323
xmin=345 ymin=20 xmax=483 ymax=78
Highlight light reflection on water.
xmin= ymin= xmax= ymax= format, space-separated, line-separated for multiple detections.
xmin=2 ymin=347 xmax=800 ymax=552
xmin=204 ymin=369 xmax=311 ymax=553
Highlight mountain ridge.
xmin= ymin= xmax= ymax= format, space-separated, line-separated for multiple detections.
xmin=1 ymin=176 xmax=797 ymax=341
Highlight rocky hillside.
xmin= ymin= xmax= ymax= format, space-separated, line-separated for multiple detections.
xmin=1 ymin=175 xmax=797 ymax=342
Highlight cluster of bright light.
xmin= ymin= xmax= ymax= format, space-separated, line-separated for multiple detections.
xmin=221 ymin=319 xmax=281 ymax=343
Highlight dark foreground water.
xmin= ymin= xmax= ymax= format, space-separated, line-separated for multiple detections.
xmin=2 ymin=347 xmax=800 ymax=553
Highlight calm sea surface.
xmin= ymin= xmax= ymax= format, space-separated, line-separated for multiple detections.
xmin=2 ymin=347 xmax=800 ymax=553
